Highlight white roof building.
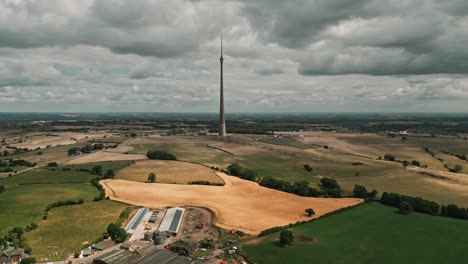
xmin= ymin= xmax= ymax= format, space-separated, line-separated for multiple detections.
xmin=158 ymin=207 xmax=185 ymax=234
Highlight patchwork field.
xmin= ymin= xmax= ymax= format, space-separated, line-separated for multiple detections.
xmin=116 ymin=160 xmax=223 ymax=184
xmin=24 ymin=200 xmax=128 ymax=261
xmin=123 ymin=134 xmax=468 ymax=206
xmin=242 ymin=203 xmax=468 ymax=264
xmin=101 ymin=172 xmax=363 ymax=235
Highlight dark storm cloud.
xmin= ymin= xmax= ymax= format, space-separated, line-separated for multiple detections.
xmin=0 ymin=0 xmax=228 ymax=58
xmin=241 ymin=0 xmax=468 ymax=75
xmin=0 ymin=0 xmax=468 ymax=112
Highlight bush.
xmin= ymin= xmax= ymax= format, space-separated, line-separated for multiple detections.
xmin=0 ymin=185 xmax=5 ymax=193
xmin=258 ymin=177 xmax=320 ymax=197
xmin=92 ymin=165 xmax=103 ymax=175
xmin=146 ymin=150 xmax=177 ymax=160
xmin=381 ymin=192 xmax=439 ymax=216
xmin=107 ymin=223 xmax=127 ymax=243
xmin=20 ymin=257 xmax=36 ymax=264
xmin=189 ymin=181 xmax=224 ymax=186
xmin=441 ymin=204 xmax=468 ymax=219
xmin=384 ymin=154 xmax=396 ymax=161
xmin=104 ymin=169 xmax=115 ymax=179
xmin=305 ymin=208 xmax=315 ymax=217
xmin=320 ymin=178 xmax=342 ymax=198
xmin=199 ymin=240 xmax=214 ymax=249
xmin=226 ymin=163 xmax=257 ymax=182
xmin=48 ymin=162 xmax=58 ymax=167
xmin=279 ymin=230 xmax=294 ymax=246
xmin=353 ymin=184 xmax=377 ymax=200
xmin=399 ymin=201 xmax=413 ymax=215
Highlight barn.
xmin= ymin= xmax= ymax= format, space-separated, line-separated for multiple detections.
xmin=158 ymin=207 xmax=185 ymax=234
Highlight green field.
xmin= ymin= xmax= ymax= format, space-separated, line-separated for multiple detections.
xmin=242 ymin=203 xmax=468 ymax=264
xmin=24 ymin=200 xmax=128 ymax=261
xmin=0 ymin=161 xmax=133 ymax=236
xmin=0 ymin=183 xmax=98 ymax=236
xmin=63 ymin=160 xmax=134 ymax=173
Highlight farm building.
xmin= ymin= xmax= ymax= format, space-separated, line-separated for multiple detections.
xmin=0 ymin=248 xmax=27 ymax=264
xmin=169 ymin=240 xmax=197 ymax=257
xmin=125 ymin=208 xmax=148 ymax=234
xmin=148 ymin=211 xmax=159 ymax=223
xmin=92 ymin=245 xmax=194 ymax=264
xmin=158 ymin=207 xmax=185 ymax=234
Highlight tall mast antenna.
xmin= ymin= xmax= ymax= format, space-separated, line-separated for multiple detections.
xmin=219 ymin=35 xmax=226 ymax=138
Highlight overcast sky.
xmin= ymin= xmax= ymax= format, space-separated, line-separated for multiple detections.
xmin=1 ymin=0 xmax=468 ymax=113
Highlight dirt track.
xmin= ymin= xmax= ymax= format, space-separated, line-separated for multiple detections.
xmin=102 ymin=172 xmax=362 ymax=235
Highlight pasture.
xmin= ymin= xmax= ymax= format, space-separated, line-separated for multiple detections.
xmin=242 ymin=203 xmax=468 ymax=264
xmin=116 ymin=160 xmax=223 ymax=184
xmin=0 ymin=183 xmax=98 ymax=236
xmin=24 ymin=200 xmax=128 ymax=261
xmin=0 ymin=161 xmax=132 ymax=236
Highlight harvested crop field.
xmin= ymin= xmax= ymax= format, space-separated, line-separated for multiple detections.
xmin=115 ymin=160 xmax=223 ymax=184
xmin=102 ymin=173 xmax=362 ymax=235
xmin=10 ymin=132 xmax=113 ymax=150
xmin=64 ymin=151 xmax=147 ymax=165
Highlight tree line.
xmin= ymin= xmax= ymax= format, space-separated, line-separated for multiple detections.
xmin=227 ymin=163 xmax=257 ymax=181
xmin=0 ymin=159 xmax=36 ymax=167
xmin=146 ymin=150 xmax=177 ymax=160
xmin=381 ymin=154 xmax=426 ymax=168
xmin=67 ymin=143 xmax=105 ymax=155
xmin=226 ymin=162 xmax=343 ymax=198
xmin=352 ymin=186 xmax=468 ymax=220
xmin=43 ymin=199 xmax=84 ymax=220
xmin=188 ymin=180 xmax=224 ymax=186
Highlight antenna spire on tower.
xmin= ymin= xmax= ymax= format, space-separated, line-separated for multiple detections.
xmin=220 ymin=35 xmax=223 ymax=58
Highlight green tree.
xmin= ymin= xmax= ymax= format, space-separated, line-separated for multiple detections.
xmin=384 ymin=154 xmax=396 ymax=161
xmin=305 ymin=208 xmax=315 ymax=217
xmin=148 ymin=173 xmax=156 ymax=183
xmin=107 ymin=223 xmax=127 ymax=243
xmin=227 ymin=163 xmax=242 ymax=176
xmin=411 ymin=160 xmax=421 ymax=167
xmin=453 ymin=164 xmax=463 ymax=173
xmin=399 ymin=201 xmax=413 ymax=215
xmin=20 ymin=257 xmax=36 ymax=264
xmin=0 ymin=185 xmax=5 ymax=193
xmin=352 ymin=184 xmax=369 ymax=198
xmin=304 ymin=164 xmax=313 ymax=173
xmin=279 ymin=230 xmax=294 ymax=246
xmin=47 ymin=162 xmax=58 ymax=167
xmin=104 ymin=169 xmax=115 ymax=179
xmin=320 ymin=178 xmax=340 ymax=189
xmin=92 ymin=165 xmax=103 ymax=175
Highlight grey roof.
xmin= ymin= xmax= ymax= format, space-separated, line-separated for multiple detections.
xmin=93 ymin=249 xmax=133 ymax=264
xmin=92 ymin=247 xmax=194 ymax=264
xmin=135 ymin=249 xmax=192 ymax=264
